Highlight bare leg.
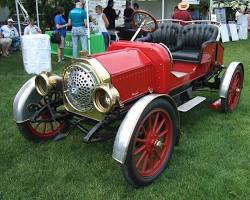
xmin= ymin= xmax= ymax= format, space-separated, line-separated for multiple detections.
xmin=1 ymin=41 xmax=7 ymax=56
xmin=6 ymin=41 xmax=11 ymax=55
xmin=57 ymin=46 xmax=62 ymax=62
xmin=61 ymin=48 xmax=64 ymax=60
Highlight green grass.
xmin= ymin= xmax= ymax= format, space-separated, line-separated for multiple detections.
xmin=0 ymin=41 xmax=250 ymax=200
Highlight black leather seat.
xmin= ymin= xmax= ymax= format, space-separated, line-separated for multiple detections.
xmin=137 ymin=23 xmax=183 ymax=51
xmin=138 ymin=23 xmax=218 ymax=63
xmin=172 ymin=24 xmax=219 ymax=62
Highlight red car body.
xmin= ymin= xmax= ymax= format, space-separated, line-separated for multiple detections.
xmin=93 ymin=40 xmax=223 ymax=104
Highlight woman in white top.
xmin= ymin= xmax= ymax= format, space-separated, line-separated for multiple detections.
xmin=24 ymin=18 xmax=41 ymax=35
xmin=94 ymin=5 xmax=109 ymax=49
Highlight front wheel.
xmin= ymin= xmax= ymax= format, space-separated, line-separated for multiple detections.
xmin=17 ymin=96 xmax=68 ymax=143
xmin=122 ymin=99 xmax=178 ymax=187
xmin=221 ymin=65 xmax=244 ymax=112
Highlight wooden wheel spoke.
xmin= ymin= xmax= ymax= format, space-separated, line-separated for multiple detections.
xmin=142 ymin=153 xmax=149 ymax=173
xmin=141 ymin=126 xmax=147 ymax=134
xmin=49 ymin=122 xmax=54 ymax=131
xmin=149 ymin=151 xmax=154 ymax=170
xmin=43 ymin=123 xmax=47 ymax=134
xmin=153 ymin=112 xmax=160 ymax=131
xmin=35 ymin=122 xmax=42 ymax=130
xmin=158 ymin=130 xmax=167 ymax=139
xmin=136 ymin=138 xmax=146 ymax=143
xmin=135 ymin=151 xmax=147 ymax=169
xmin=154 ymin=149 xmax=161 ymax=159
xmin=133 ymin=144 xmax=146 ymax=155
xmin=155 ymin=119 xmax=166 ymax=134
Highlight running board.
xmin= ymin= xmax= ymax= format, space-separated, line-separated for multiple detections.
xmin=178 ymin=96 xmax=206 ymax=112
xmin=171 ymin=71 xmax=188 ymax=78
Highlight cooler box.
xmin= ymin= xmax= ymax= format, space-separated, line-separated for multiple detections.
xmin=21 ymin=34 xmax=51 ymax=74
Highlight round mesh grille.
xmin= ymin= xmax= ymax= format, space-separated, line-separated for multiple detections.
xmin=64 ymin=65 xmax=99 ymax=112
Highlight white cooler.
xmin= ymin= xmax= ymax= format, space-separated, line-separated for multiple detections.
xmin=21 ymin=34 xmax=51 ymax=74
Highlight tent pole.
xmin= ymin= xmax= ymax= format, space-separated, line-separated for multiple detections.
xmin=86 ymin=0 xmax=91 ymax=55
xmin=162 ymin=0 xmax=165 ymax=21
xmin=36 ymin=0 xmax=40 ymax=28
xmin=209 ymin=0 xmax=213 ymax=20
xmin=15 ymin=0 xmax=22 ymax=36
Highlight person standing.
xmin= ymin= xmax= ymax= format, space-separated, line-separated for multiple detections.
xmin=68 ymin=0 xmax=87 ymax=58
xmin=24 ymin=18 xmax=41 ymax=35
xmin=133 ymin=3 xmax=139 ymax=11
xmin=93 ymin=5 xmax=109 ymax=49
xmin=245 ymin=9 xmax=250 ymax=32
xmin=1 ymin=18 xmax=20 ymax=51
xmin=54 ymin=6 xmax=68 ymax=63
xmin=103 ymin=0 xmax=121 ymax=30
xmin=172 ymin=1 xmax=192 ymax=25
xmin=124 ymin=1 xmax=134 ymax=29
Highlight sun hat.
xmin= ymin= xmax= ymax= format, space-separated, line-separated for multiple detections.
xmin=178 ymin=1 xmax=190 ymax=11
xmin=7 ymin=18 xmax=14 ymax=23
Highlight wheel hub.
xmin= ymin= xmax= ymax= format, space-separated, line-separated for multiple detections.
xmin=155 ymin=140 xmax=163 ymax=148
xmin=145 ymin=132 xmax=163 ymax=151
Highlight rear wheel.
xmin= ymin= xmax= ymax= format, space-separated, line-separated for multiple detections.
xmin=122 ymin=99 xmax=177 ymax=187
xmin=221 ymin=65 xmax=243 ymax=112
xmin=17 ymin=95 xmax=68 ymax=143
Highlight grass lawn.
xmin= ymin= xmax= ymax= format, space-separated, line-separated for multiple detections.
xmin=0 ymin=41 xmax=249 ymax=200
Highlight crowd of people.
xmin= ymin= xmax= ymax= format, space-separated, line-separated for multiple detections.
xmin=1 ymin=0 xmax=249 ymax=61
xmin=53 ymin=0 xmax=140 ymax=62
xmin=0 ymin=17 xmax=41 ymax=57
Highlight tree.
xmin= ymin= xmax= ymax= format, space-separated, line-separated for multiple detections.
xmin=1 ymin=0 xmax=74 ymax=30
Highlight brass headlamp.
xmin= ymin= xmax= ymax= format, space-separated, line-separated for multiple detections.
xmin=92 ymin=84 xmax=120 ymax=113
xmin=35 ymin=72 xmax=62 ymax=96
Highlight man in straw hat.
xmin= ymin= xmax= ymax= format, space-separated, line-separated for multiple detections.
xmin=172 ymin=0 xmax=192 ymax=25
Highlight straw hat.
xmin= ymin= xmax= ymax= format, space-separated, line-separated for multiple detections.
xmin=178 ymin=1 xmax=189 ymax=11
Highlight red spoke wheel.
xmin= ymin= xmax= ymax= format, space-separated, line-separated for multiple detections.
xmin=122 ymin=99 xmax=178 ymax=187
xmin=222 ymin=65 xmax=244 ymax=112
xmin=17 ymin=97 xmax=68 ymax=143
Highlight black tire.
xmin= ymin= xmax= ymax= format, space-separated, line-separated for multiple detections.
xmin=121 ymin=98 xmax=178 ymax=187
xmin=221 ymin=65 xmax=244 ymax=113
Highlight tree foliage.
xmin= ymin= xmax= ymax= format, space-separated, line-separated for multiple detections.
xmin=1 ymin=0 xmax=74 ymax=30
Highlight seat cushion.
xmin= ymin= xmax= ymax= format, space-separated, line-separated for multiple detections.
xmin=182 ymin=24 xmax=218 ymax=50
xmin=172 ymin=50 xmax=200 ymax=62
xmin=137 ymin=23 xmax=183 ymax=51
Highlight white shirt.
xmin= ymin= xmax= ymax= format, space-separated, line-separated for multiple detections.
xmin=93 ymin=13 xmax=108 ymax=33
xmin=235 ymin=11 xmax=242 ymax=21
xmin=0 ymin=25 xmax=19 ymax=38
xmin=24 ymin=25 xmax=41 ymax=35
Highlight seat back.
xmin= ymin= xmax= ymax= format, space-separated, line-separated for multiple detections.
xmin=137 ymin=23 xmax=183 ymax=51
xmin=151 ymin=23 xmax=183 ymax=51
xmin=182 ymin=24 xmax=219 ymax=50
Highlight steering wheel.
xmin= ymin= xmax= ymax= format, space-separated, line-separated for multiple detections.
xmin=132 ymin=10 xmax=158 ymax=33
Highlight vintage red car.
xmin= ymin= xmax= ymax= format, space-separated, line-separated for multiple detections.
xmin=13 ymin=11 xmax=244 ymax=187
